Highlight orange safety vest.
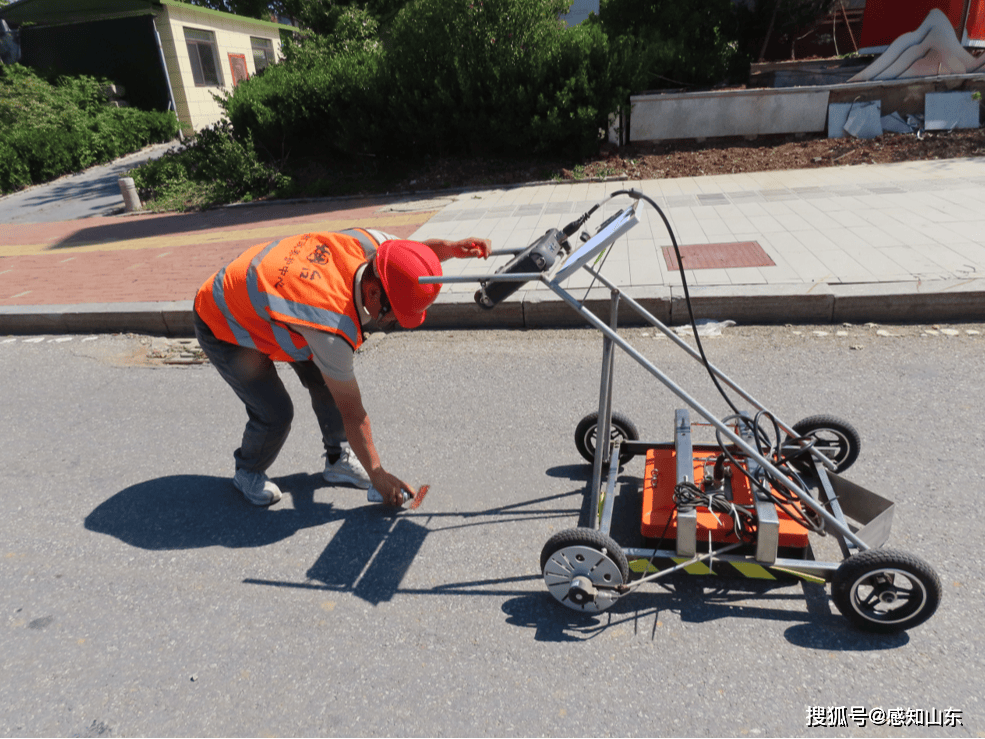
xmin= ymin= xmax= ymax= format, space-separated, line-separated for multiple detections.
xmin=194 ymin=229 xmax=381 ymax=362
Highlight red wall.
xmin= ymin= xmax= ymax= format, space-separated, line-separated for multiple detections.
xmin=968 ymin=0 xmax=985 ymax=39
xmin=859 ymin=0 xmax=983 ymax=48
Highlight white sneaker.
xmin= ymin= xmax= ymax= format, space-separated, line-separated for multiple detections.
xmin=323 ymin=447 xmax=371 ymax=489
xmin=233 ymin=469 xmax=283 ymax=506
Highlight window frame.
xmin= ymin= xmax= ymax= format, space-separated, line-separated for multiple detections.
xmin=184 ymin=27 xmax=223 ymax=87
xmin=250 ymin=36 xmax=275 ymax=73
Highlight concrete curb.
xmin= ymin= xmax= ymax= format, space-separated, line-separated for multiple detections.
xmin=0 ymin=301 xmax=195 ymax=336
xmin=4 ymin=280 xmax=985 ymax=336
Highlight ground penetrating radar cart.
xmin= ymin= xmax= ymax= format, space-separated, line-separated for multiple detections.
xmin=422 ymin=190 xmax=941 ymax=633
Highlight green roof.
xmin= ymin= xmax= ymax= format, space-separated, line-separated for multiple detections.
xmin=0 ymin=0 xmax=294 ymax=30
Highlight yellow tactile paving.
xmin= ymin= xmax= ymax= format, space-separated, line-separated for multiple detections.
xmin=0 ymin=213 xmax=435 ymax=258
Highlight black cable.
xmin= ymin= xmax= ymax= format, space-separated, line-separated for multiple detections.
xmin=714 ymin=413 xmax=823 ymax=533
xmin=583 ymin=192 xmax=826 ymax=538
xmin=613 ymin=189 xmax=740 ymax=415
xmin=674 ymin=479 xmax=757 ymax=543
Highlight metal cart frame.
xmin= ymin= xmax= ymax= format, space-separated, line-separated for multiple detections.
xmin=422 ymin=192 xmax=941 ymax=633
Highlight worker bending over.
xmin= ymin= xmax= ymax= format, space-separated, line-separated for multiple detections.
xmin=194 ymin=229 xmax=491 ymax=507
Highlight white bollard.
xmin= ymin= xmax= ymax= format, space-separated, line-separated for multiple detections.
xmin=118 ymin=177 xmax=142 ymax=212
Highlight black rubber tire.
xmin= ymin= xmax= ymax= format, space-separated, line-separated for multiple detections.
xmin=574 ymin=411 xmax=639 ymax=465
xmin=540 ymin=527 xmax=630 ymax=583
xmin=786 ymin=414 xmax=861 ymax=474
xmin=831 ymin=548 xmax=942 ymax=633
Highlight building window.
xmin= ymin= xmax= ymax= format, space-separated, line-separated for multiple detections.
xmin=184 ymin=27 xmax=223 ymax=86
xmin=251 ymin=36 xmax=275 ymax=73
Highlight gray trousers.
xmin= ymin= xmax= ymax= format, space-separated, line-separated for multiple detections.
xmin=194 ymin=311 xmax=346 ymax=473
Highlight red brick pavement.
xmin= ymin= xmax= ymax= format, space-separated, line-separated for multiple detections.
xmin=0 ymin=198 xmax=437 ymax=306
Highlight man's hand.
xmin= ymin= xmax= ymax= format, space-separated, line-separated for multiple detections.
xmin=320 ymin=372 xmax=413 ymax=506
xmin=370 ymin=469 xmax=417 ymax=507
xmin=453 ymin=237 xmax=491 ymax=259
xmin=426 ymin=237 xmax=491 ymax=262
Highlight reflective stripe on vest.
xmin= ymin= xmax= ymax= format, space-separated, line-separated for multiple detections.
xmin=338 ymin=228 xmax=380 ymax=259
xmin=210 ymin=265 xmax=257 ymax=350
xmin=195 ymin=231 xmax=382 ymax=361
xmin=248 ymin=237 xmax=362 ymax=347
xmin=245 ymin=239 xmax=311 ymax=361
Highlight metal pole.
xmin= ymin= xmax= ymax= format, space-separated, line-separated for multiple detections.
xmin=578 ymin=264 xmax=835 ymax=470
xmin=589 ymin=289 xmax=620 ymax=529
xmin=545 ymin=278 xmax=870 ymax=550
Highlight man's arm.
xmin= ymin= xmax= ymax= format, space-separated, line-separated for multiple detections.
xmin=320 ymin=373 xmax=416 ymax=507
xmin=423 ymin=237 xmax=492 ymax=262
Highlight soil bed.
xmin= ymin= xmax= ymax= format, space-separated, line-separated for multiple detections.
xmin=378 ymin=128 xmax=985 ymax=193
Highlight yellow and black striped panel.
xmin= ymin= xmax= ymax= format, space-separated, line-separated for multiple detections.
xmin=629 ymin=557 xmax=825 ymax=583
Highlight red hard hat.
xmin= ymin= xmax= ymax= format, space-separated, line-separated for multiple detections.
xmin=375 ymin=240 xmax=443 ymax=329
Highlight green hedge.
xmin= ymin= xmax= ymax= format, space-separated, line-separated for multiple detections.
xmin=221 ymin=43 xmax=388 ymax=161
xmin=128 ymin=119 xmax=290 ymax=210
xmin=0 ymin=64 xmax=179 ymax=195
xmin=130 ymin=0 xmax=753 ymax=208
xmin=596 ymin=0 xmax=747 ymax=90
xmin=223 ymin=0 xmax=649 ymax=162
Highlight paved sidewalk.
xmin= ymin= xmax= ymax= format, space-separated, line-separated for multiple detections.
xmin=2 ymin=156 xmax=984 ymax=335
xmin=0 ymin=141 xmax=180 ymax=224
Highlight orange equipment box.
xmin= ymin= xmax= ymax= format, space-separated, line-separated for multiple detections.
xmin=642 ymin=447 xmax=809 ymax=548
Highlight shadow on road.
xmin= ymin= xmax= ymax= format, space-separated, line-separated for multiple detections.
xmin=21 ymin=174 xmax=125 ymax=210
xmin=86 ymin=473 xmax=578 ymax=606
xmin=84 ymin=472 xmax=343 ymax=550
xmin=502 ymin=575 xmax=909 ymax=650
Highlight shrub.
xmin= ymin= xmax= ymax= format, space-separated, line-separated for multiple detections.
xmin=384 ymin=0 xmax=643 ymax=157
xmin=528 ymin=22 xmax=644 ymax=157
xmin=596 ymin=0 xmax=747 ymax=89
xmin=383 ymin=0 xmax=567 ymax=155
xmin=0 ymin=64 xmax=179 ymax=195
xmin=223 ymin=40 xmax=388 ymax=162
xmin=129 ymin=119 xmax=290 ymax=210
xmin=222 ymin=0 xmax=651 ymax=166
xmin=280 ymin=5 xmax=381 ymax=58
xmin=0 ymin=139 xmax=31 ymax=193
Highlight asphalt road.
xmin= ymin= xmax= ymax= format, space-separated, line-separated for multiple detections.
xmin=1 ymin=323 xmax=982 ymax=737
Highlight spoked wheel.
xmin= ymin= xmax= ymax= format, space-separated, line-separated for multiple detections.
xmin=783 ymin=415 xmax=861 ymax=474
xmin=574 ymin=411 xmax=639 ymax=466
xmin=541 ymin=528 xmax=629 ymax=613
xmin=832 ymin=549 xmax=941 ymax=633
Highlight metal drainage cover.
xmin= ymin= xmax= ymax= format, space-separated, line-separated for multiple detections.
xmin=663 ymin=241 xmax=775 ymax=270
xmin=379 ymin=197 xmax=455 ymax=213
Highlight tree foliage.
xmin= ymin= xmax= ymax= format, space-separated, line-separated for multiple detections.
xmin=596 ymin=0 xmax=748 ymax=90
xmin=733 ymin=0 xmax=835 ymax=62
xmin=221 ymin=0 xmax=648 ymax=161
xmin=167 ymin=0 xmax=282 ymax=21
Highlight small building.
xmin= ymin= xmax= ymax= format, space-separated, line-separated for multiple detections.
xmin=0 ymin=0 xmax=295 ymax=135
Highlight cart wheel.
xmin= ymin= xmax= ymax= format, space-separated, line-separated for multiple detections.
xmin=831 ymin=549 xmax=941 ymax=633
xmin=574 ymin=411 xmax=639 ymax=465
xmin=785 ymin=415 xmax=861 ymax=473
xmin=541 ymin=528 xmax=628 ymax=613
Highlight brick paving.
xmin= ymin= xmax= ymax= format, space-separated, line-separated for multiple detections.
xmin=2 ymin=157 xmax=984 ymax=329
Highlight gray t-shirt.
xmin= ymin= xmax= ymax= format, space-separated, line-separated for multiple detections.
xmin=295 ymin=229 xmax=397 ymax=381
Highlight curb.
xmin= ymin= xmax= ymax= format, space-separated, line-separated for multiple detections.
xmin=4 ymin=279 xmax=985 ymax=337
xmin=0 ymin=301 xmax=195 ymax=336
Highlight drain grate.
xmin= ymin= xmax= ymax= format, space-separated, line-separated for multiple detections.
xmin=663 ymin=241 xmax=775 ymax=270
